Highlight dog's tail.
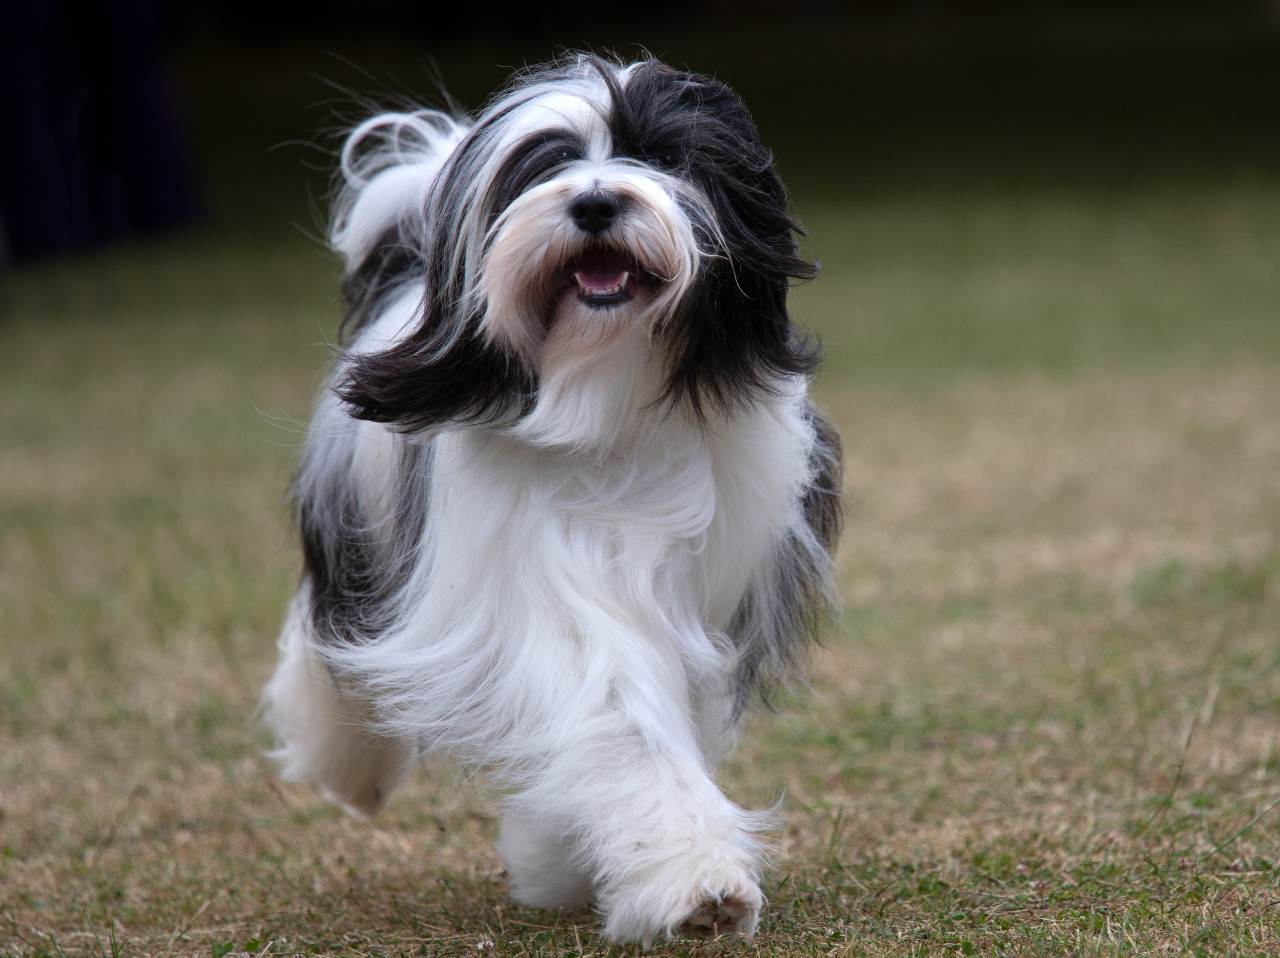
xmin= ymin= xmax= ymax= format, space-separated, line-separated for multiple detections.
xmin=329 ymin=110 xmax=470 ymax=277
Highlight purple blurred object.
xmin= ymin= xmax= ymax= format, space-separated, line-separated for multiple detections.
xmin=0 ymin=0 xmax=200 ymax=265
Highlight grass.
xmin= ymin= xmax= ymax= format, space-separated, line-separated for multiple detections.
xmin=3 ymin=25 xmax=1280 ymax=957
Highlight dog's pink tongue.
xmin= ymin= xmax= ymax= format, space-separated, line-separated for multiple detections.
xmin=574 ymin=269 xmax=629 ymax=294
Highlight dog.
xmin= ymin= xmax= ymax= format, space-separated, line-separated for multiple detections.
xmin=263 ymin=52 xmax=841 ymax=945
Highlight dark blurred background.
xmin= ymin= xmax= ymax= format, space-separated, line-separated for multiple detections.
xmin=8 ymin=7 xmax=1280 ymax=952
xmin=5 ymin=0 xmax=1279 ymax=267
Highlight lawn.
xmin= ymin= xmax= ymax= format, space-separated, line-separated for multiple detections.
xmin=3 ymin=25 xmax=1279 ymax=958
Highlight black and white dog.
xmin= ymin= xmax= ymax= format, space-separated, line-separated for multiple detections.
xmin=264 ymin=53 xmax=841 ymax=944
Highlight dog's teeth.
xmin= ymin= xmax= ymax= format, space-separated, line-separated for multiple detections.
xmin=572 ymin=269 xmax=634 ymax=300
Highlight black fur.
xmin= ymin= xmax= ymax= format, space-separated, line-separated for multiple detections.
xmin=800 ymin=406 xmax=844 ymax=554
xmin=336 ymin=254 xmax=536 ymax=434
xmin=597 ymin=57 xmax=820 ymax=416
xmin=337 ymin=315 xmax=536 ymax=431
xmin=728 ymin=402 xmax=843 ymax=714
xmin=299 ymin=440 xmax=432 ymax=646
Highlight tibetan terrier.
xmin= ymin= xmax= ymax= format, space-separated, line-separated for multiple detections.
xmin=264 ymin=52 xmax=842 ymax=944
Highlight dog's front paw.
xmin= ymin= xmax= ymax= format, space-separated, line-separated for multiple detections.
xmin=676 ymin=884 xmax=761 ymax=937
xmin=600 ymin=854 xmax=762 ymax=945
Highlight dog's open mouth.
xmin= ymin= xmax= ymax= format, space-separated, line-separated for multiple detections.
xmin=564 ymin=247 xmax=645 ymax=308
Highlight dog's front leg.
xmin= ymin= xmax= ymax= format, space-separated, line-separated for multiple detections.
xmin=585 ymin=728 xmax=764 ymax=944
xmin=509 ymin=689 xmax=765 ymax=945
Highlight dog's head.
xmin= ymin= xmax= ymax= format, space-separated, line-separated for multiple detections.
xmin=336 ymin=55 xmax=817 ymax=443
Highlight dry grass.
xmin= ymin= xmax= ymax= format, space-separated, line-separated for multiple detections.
xmin=4 ymin=37 xmax=1280 ymax=955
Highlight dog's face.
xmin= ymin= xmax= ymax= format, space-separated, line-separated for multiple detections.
xmin=339 ymin=56 xmax=817 ymax=436
xmin=471 ymin=64 xmax=702 ymax=363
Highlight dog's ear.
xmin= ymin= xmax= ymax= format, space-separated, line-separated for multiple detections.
xmin=672 ymin=70 xmax=819 ymax=416
xmin=328 ymin=106 xmax=538 ymax=432
xmin=333 ymin=126 xmax=538 ymax=432
xmin=615 ymin=62 xmax=820 ymax=416
xmin=336 ymin=298 xmax=536 ymax=431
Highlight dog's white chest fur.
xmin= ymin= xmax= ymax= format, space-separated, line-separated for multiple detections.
xmin=338 ymin=320 xmax=817 ymax=754
xmin=438 ymin=387 xmax=811 ymax=628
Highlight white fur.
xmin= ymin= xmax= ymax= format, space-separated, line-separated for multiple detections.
xmin=265 ymin=57 xmax=828 ymax=946
xmin=330 ymin=110 xmax=467 ymax=270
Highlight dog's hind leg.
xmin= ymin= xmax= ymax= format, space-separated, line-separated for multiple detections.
xmin=263 ymin=596 xmax=413 ymax=818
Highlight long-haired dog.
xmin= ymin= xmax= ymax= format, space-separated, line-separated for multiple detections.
xmin=264 ymin=52 xmax=842 ymax=944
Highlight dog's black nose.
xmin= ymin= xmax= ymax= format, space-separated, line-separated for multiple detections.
xmin=569 ymin=190 xmax=620 ymax=234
